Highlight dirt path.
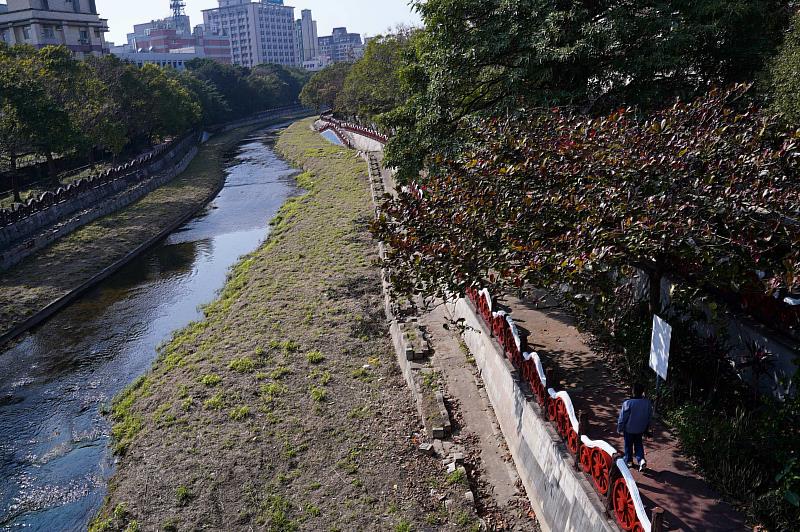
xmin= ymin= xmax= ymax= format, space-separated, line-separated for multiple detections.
xmin=90 ymin=120 xmax=480 ymax=531
xmin=0 ymin=125 xmax=274 ymax=343
xmin=500 ymin=292 xmax=747 ymax=531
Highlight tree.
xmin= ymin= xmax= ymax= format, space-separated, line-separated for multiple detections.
xmin=4 ymin=46 xmax=78 ymax=177
xmin=176 ymin=73 xmax=231 ymax=126
xmin=771 ymin=12 xmax=800 ymax=123
xmin=0 ymin=54 xmax=43 ymax=202
xmin=300 ymin=63 xmax=352 ymax=112
xmin=136 ymin=64 xmax=201 ymax=142
xmin=383 ymin=0 xmax=790 ymax=181
xmin=251 ymin=63 xmax=311 ymax=108
xmin=336 ymin=30 xmax=417 ymax=122
xmin=186 ymin=58 xmax=257 ymax=118
xmin=376 ymin=86 xmax=800 ymax=316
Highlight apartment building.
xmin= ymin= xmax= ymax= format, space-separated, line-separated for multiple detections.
xmin=295 ymin=8 xmax=318 ymax=62
xmin=202 ymin=0 xmax=299 ymax=68
xmin=0 ymin=0 xmax=108 ymax=58
xmin=318 ymin=27 xmax=363 ymax=64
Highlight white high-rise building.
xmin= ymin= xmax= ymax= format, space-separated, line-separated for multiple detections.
xmin=296 ymin=8 xmax=318 ymax=63
xmin=0 ymin=0 xmax=109 ymax=59
xmin=202 ymin=0 xmax=299 ymax=68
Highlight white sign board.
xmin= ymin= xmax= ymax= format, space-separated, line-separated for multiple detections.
xmin=649 ymin=315 xmax=672 ymax=381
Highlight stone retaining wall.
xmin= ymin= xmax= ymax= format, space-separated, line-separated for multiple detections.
xmin=0 ymin=137 xmax=198 ymax=271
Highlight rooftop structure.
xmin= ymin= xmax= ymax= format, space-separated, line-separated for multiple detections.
xmin=123 ymin=4 xmax=231 ymax=65
xmin=296 ymin=8 xmax=318 ymax=63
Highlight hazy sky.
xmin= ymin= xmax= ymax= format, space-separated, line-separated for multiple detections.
xmin=95 ymin=0 xmax=421 ymax=45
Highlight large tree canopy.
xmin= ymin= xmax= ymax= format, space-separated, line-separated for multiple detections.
xmin=376 ymin=86 xmax=800 ymax=317
xmin=383 ymin=0 xmax=790 ymax=181
xmin=336 ymin=29 xmax=418 ymax=123
xmin=300 ymin=62 xmax=352 ymax=112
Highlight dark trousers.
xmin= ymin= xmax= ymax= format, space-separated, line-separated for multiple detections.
xmin=624 ymin=432 xmax=645 ymax=464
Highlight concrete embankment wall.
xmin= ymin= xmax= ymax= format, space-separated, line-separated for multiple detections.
xmin=451 ymin=297 xmax=618 ymax=532
xmin=346 ymin=133 xmax=384 ymax=153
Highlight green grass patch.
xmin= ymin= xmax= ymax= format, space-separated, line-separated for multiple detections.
xmin=200 ymin=374 xmax=222 ymax=387
xmin=203 ymin=393 xmax=225 ymax=411
xmin=229 ymin=405 xmax=251 ymax=421
xmin=306 ymin=350 xmax=325 ymax=364
xmin=309 ymin=386 xmax=327 ymax=403
xmin=228 ymin=357 xmax=256 ymax=373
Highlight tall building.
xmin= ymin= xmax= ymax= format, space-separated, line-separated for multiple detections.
xmin=296 ymin=8 xmax=318 ymax=62
xmin=318 ymin=27 xmax=363 ymax=64
xmin=202 ymin=0 xmax=299 ymax=68
xmin=0 ymin=0 xmax=109 ymax=58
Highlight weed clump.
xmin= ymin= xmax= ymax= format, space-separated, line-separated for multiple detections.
xmin=229 ymin=406 xmax=251 ymax=421
xmin=228 ymin=357 xmax=256 ymax=373
xmin=306 ymin=350 xmax=325 ymax=364
xmin=203 ymin=393 xmax=225 ymax=410
xmin=200 ymin=374 xmax=222 ymax=387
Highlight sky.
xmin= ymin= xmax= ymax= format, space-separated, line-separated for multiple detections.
xmin=95 ymin=0 xmax=421 ymax=45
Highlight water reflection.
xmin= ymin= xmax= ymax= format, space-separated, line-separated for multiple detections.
xmin=0 ymin=128 xmax=298 ymax=531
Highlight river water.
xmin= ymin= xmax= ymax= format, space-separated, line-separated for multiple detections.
xmin=0 ymin=127 xmax=298 ymax=531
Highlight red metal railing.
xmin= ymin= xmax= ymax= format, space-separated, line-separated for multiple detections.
xmin=317 ymin=116 xmax=389 ymax=145
xmin=465 ymin=287 xmax=655 ymax=532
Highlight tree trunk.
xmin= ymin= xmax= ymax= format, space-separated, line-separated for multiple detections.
xmin=10 ymin=153 xmax=21 ymax=204
xmin=88 ymin=147 xmax=96 ymax=165
xmin=649 ymin=270 xmax=663 ymax=316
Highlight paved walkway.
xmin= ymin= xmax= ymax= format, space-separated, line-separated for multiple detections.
xmin=500 ymin=291 xmax=747 ymax=531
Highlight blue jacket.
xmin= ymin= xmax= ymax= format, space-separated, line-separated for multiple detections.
xmin=617 ymin=398 xmax=653 ymax=435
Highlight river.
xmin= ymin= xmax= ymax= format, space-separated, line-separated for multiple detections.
xmin=0 ymin=126 xmax=298 ymax=531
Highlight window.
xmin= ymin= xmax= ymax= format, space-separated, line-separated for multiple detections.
xmin=42 ymin=26 xmax=54 ymax=39
xmin=22 ymin=26 xmax=30 ymax=40
xmin=79 ymin=29 xmax=89 ymax=43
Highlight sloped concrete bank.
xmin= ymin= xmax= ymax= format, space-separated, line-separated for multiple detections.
xmin=0 ymin=111 xmax=311 ymax=348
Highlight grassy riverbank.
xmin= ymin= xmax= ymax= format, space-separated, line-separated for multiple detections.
xmin=0 ymin=121 xmax=291 ymax=343
xmin=91 ymin=119 xmax=477 ymax=531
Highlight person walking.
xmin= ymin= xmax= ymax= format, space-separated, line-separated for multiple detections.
xmin=617 ymin=383 xmax=653 ymax=472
